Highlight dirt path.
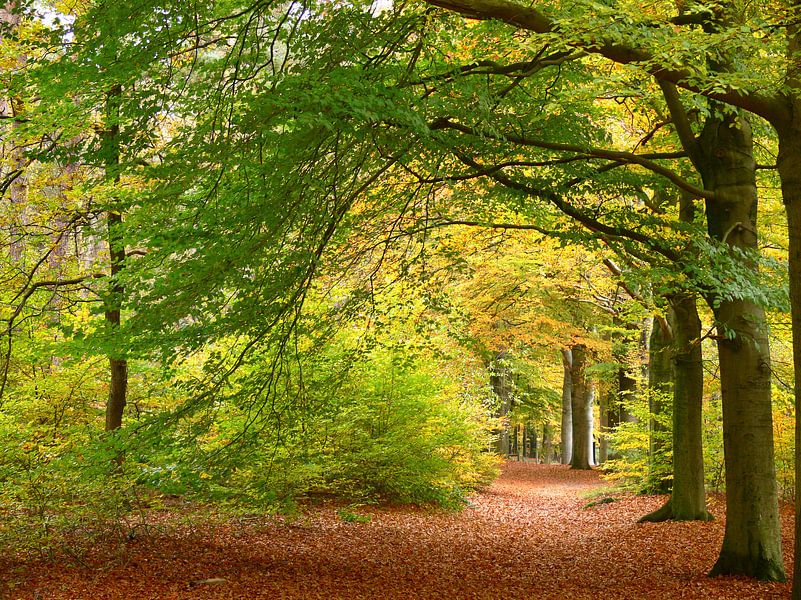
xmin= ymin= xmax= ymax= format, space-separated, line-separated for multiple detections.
xmin=4 ymin=463 xmax=794 ymax=599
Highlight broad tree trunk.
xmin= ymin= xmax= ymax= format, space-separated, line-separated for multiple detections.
xmin=668 ymin=294 xmax=710 ymax=519
xmin=776 ymin=95 xmax=801 ymax=596
xmin=698 ymin=112 xmax=783 ymax=581
xmin=560 ymin=348 xmax=572 ymax=465
xmin=569 ymin=344 xmax=592 ymax=470
xmin=640 ymin=294 xmax=711 ymax=522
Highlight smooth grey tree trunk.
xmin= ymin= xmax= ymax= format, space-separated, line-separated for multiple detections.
xmin=569 ymin=344 xmax=592 ymax=470
xmin=490 ymin=351 xmax=512 ymax=455
xmin=560 ymin=348 xmax=572 ymax=465
xmin=597 ymin=388 xmax=610 ymax=464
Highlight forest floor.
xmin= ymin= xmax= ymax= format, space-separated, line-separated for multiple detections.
xmin=2 ymin=462 xmax=795 ymax=599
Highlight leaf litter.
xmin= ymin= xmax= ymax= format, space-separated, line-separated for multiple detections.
xmin=2 ymin=462 xmax=793 ymax=599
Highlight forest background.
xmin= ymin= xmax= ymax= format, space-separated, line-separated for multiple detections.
xmin=2 ymin=0 xmax=801 ymax=596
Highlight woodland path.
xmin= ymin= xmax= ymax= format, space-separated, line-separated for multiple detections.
xmin=4 ymin=462 xmax=795 ymax=599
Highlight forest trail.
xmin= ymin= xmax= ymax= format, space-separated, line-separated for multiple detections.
xmin=5 ymin=462 xmax=794 ymax=600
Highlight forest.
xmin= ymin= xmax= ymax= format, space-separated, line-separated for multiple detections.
xmin=1 ymin=0 xmax=801 ymax=598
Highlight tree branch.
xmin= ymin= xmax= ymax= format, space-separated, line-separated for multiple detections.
xmin=430 ymin=117 xmax=711 ymax=199
xmin=422 ymin=0 xmax=787 ymax=122
xmin=450 ymin=149 xmax=683 ymax=263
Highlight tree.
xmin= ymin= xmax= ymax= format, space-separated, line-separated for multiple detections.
xmin=417 ymin=0 xmax=797 ymax=582
xmin=569 ymin=343 xmax=594 ymax=470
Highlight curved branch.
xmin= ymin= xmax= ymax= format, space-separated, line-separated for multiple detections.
xmin=430 ymin=118 xmax=711 ymax=199
xmin=422 ymin=0 xmax=786 ymax=122
xmin=450 ymin=150 xmax=682 ymax=263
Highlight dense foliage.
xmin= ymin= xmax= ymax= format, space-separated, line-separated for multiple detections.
xmin=1 ymin=0 xmax=800 ymax=592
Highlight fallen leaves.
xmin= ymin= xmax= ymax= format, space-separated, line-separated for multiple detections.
xmin=1 ymin=463 xmax=793 ymax=599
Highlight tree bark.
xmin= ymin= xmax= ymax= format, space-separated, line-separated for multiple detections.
xmin=560 ymin=348 xmax=572 ymax=465
xmin=698 ymin=112 xmax=784 ymax=582
xmin=647 ymin=313 xmax=672 ymax=494
xmin=775 ymin=95 xmax=801 ymax=597
xmin=597 ymin=388 xmax=609 ymax=465
xmin=542 ymin=423 xmax=553 ymax=464
xmin=640 ymin=294 xmax=711 ymax=522
xmin=615 ymin=327 xmax=639 ymax=425
xmin=103 ymin=85 xmax=128 ymax=432
xmin=490 ymin=351 xmax=512 ymax=455
xmin=569 ymin=344 xmax=592 ymax=470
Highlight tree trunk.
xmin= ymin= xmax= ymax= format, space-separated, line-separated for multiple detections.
xmin=597 ymin=387 xmax=610 ymax=465
xmin=640 ymin=294 xmax=711 ymax=523
xmin=103 ymin=85 xmax=128 ymax=432
xmin=560 ymin=348 xmax=572 ymax=465
xmin=0 ymin=4 xmax=24 ymax=264
xmin=698 ymin=112 xmax=784 ymax=581
xmin=647 ymin=313 xmax=672 ymax=494
xmin=542 ymin=423 xmax=553 ymax=464
xmin=616 ymin=330 xmax=639 ymax=425
xmin=569 ymin=344 xmax=592 ymax=470
xmin=490 ymin=351 xmax=512 ymax=455
xmin=776 ymin=96 xmax=801 ymax=596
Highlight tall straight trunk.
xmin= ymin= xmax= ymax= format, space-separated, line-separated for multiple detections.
xmin=585 ymin=382 xmax=595 ymax=466
xmin=569 ymin=344 xmax=592 ymax=470
xmin=776 ymin=92 xmax=801 ymax=597
xmin=647 ymin=315 xmax=672 ymax=493
xmin=698 ymin=112 xmax=783 ymax=581
xmin=616 ymin=332 xmax=638 ymax=424
xmin=560 ymin=348 xmax=572 ymax=465
xmin=597 ymin=388 xmax=610 ymax=464
xmin=669 ymin=294 xmax=710 ymax=519
xmin=542 ymin=423 xmax=553 ymax=464
xmin=490 ymin=351 xmax=512 ymax=455
xmin=640 ymin=294 xmax=711 ymax=522
xmin=103 ymin=85 xmax=128 ymax=432
xmin=659 ymin=74 xmax=783 ymax=577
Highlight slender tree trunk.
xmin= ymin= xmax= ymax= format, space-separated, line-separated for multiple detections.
xmin=647 ymin=314 xmax=672 ymax=494
xmin=490 ymin=351 xmax=512 ymax=455
xmin=560 ymin=348 xmax=572 ymax=465
xmin=542 ymin=423 xmax=552 ymax=464
xmin=597 ymin=387 xmax=610 ymax=465
xmin=698 ymin=112 xmax=783 ymax=581
xmin=586 ymin=382 xmax=595 ymax=466
xmin=570 ymin=344 xmax=592 ymax=470
xmin=103 ymin=85 xmax=128 ymax=432
xmin=616 ymin=330 xmax=639 ymax=425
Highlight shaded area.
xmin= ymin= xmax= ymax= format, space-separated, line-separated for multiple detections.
xmin=3 ymin=463 xmax=794 ymax=599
